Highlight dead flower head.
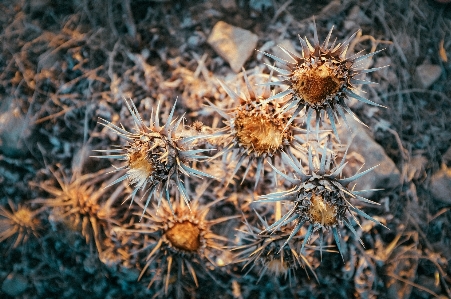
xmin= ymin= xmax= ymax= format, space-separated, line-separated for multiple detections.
xmin=37 ymin=167 xmax=123 ymax=255
xmin=232 ymin=213 xmax=315 ymax=283
xmin=261 ymin=22 xmax=387 ymax=138
xmin=209 ymin=69 xmax=305 ymax=187
xmin=135 ymin=195 xmax=233 ymax=295
xmin=257 ymin=144 xmax=386 ymax=259
xmin=95 ymin=98 xmax=215 ymax=212
xmin=0 ymin=199 xmax=42 ymax=249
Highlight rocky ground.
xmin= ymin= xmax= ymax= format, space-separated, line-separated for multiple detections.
xmin=1 ymin=0 xmax=451 ymax=298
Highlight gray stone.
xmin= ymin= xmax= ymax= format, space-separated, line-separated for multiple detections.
xmin=207 ymin=21 xmax=258 ymax=72
xmin=0 ymin=97 xmax=29 ymax=157
xmin=415 ymin=63 xmax=442 ymax=89
xmin=1 ymin=273 xmax=28 ymax=296
xmin=339 ymin=118 xmax=401 ymax=197
xmin=430 ymin=166 xmax=451 ymax=204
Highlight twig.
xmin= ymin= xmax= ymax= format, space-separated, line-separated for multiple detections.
xmin=385 ymin=273 xmax=440 ymax=298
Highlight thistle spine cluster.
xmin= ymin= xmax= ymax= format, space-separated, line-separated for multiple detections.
xmin=0 ymin=20 xmax=389 ymax=298
xmin=93 ymin=21 xmax=386 ymax=290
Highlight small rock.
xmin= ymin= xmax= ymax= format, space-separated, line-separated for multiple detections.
xmin=430 ymin=165 xmax=451 ymax=204
xmin=339 ymin=118 xmax=401 ymax=197
xmin=187 ymin=35 xmax=201 ymax=48
xmin=207 ymin=21 xmax=258 ymax=72
xmin=1 ymin=273 xmax=29 ymax=296
xmin=415 ymin=63 xmax=442 ymax=89
xmin=221 ymin=0 xmax=237 ymax=11
xmin=0 ymin=98 xmax=29 ymax=157
xmin=343 ymin=20 xmax=357 ymax=31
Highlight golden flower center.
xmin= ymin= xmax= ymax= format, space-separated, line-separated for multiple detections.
xmin=308 ymin=193 xmax=338 ymax=226
xmin=234 ymin=113 xmax=285 ymax=156
xmin=66 ymin=189 xmax=100 ymax=216
xmin=13 ymin=208 xmax=39 ymax=229
xmin=165 ymin=221 xmax=201 ymax=252
xmin=291 ymin=63 xmax=342 ymax=106
xmin=128 ymin=147 xmax=154 ymax=175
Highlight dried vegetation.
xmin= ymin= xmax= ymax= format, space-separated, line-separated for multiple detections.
xmin=1 ymin=0 xmax=451 ymax=298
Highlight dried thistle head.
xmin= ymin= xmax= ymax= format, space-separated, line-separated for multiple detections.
xmin=0 ymin=199 xmax=42 ymax=249
xmin=261 ymin=22 xmax=387 ymax=138
xmin=257 ymin=144 xmax=386 ymax=259
xmin=232 ymin=213 xmax=315 ymax=283
xmin=134 ymin=193 xmax=233 ymax=296
xmin=209 ymin=69 xmax=305 ymax=187
xmin=36 ymin=167 xmax=123 ymax=255
xmin=95 ymin=98 xmax=215 ymax=212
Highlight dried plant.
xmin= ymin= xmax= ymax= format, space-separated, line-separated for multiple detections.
xmin=0 ymin=199 xmax=43 ymax=249
xmin=36 ymin=167 xmax=123 ymax=255
xmin=232 ymin=212 xmax=316 ymax=283
xmin=261 ymin=21 xmax=387 ymax=138
xmin=95 ymin=98 xmax=216 ymax=213
xmin=132 ymin=190 xmax=234 ymax=297
xmin=208 ymin=69 xmax=306 ymax=187
xmin=257 ymin=144 xmax=386 ymax=259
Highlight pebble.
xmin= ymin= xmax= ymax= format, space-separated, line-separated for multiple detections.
xmin=415 ymin=63 xmax=442 ymax=89
xmin=430 ymin=165 xmax=451 ymax=204
xmin=220 ymin=0 xmax=237 ymax=11
xmin=207 ymin=21 xmax=258 ymax=72
xmin=1 ymin=273 xmax=29 ymax=296
xmin=0 ymin=98 xmax=29 ymax=157
xmin=338 ymin=117 xmax=401 ymax=197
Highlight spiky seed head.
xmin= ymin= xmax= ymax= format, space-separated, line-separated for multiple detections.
xmin=135 ymin=194 xmax=233 ymax=294
xmin=262 ymin=22 xmax=387 ymax=137
xmin=209 ymin=69 xmax=304 ymax=187
xmin=0 ymin=201 xmax=42 ymax=249
xmin=35 ymin=167 xmax=123 ymax=254
xmin=232 ymin=215 xmax=315 ymax=282
xmin=125 ymin=133 xmax=174 ymax=188
xmin=258 ymin=144 xmax=385 ymax=259
xmin=256 ymin=234 xmax=298 ymax=277
xmin=95 ymin=98 xmax=215 ymax=211
xmin=161 ymin=208 xmax=208 ymax=257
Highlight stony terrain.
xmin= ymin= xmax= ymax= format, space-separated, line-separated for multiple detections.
xmin=1 ymin=0 xmax=451 ymax=298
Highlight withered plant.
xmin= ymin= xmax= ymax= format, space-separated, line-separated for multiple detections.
xmin=261 ymin=21 xmax=387 ymax=138
xmin=36 ymin=166 xmax=124 ymax=255
xmin=131 ymin=184 xmax=235 ymax=297
xmin=95 ymin=98 xmax=216 ymax=213
xmin=257 ymin=144 xmax=385 ymax=259
xmin=0 ymin=199 xmax=43 ymax=249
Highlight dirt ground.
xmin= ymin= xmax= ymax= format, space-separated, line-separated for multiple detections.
xmin=1 ymin=0 xmax=451 ymax=298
